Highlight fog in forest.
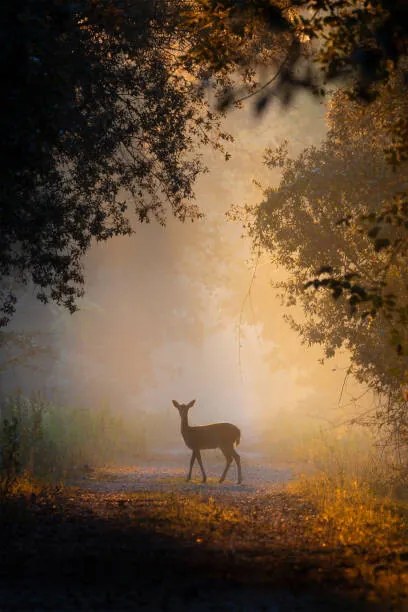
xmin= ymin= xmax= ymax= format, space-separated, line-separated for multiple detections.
xmin=4 ymin=5 xmax=408 ymax=608
xmin=0 ymin=95 xmax=372 ymax=458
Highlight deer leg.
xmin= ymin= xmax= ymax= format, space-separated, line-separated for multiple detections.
xmin=195 ymin=450 xmax=207 ymax=483
xmin=219 ymin=448 xmax=232 ymax=483
xmin=232 ymin=449 xmax=242 ymax=484
xmin=187 ymin=451 xmax=196 ymax=481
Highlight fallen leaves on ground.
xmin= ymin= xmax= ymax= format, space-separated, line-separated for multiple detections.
xmin=1 ymin=463 xmax=408 ymax=610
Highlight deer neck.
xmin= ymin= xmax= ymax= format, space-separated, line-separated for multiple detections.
xmin=180 ymin=413 xmax=191 ymax=441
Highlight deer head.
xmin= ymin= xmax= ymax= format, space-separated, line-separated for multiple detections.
xmin=172 ymin=399 xmax=195 ymax=419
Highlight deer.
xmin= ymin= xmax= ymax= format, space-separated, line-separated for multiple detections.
xmin=172 ymin=399 xmax=242 ymax=484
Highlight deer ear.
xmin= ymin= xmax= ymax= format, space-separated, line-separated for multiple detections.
xmin=187 ymin=399 xmax=196 ymax=408
xmin=172 ymin=400 xmax=180 ymax=408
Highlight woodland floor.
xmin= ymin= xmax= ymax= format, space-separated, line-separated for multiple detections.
xmin=0 ymin=453 xmax=406 ymax=611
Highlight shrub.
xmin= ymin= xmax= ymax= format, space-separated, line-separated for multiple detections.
xmin=0 ymin=395 xmax=145 ymax=491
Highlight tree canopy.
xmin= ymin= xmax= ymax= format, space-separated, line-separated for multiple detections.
xmin=2 ymin=0 xmax=408 ymax=327
xmin=0 ymin=0 xmax=235 ymax=325
xmin=240 ymin=69 xmax=408 ymax=444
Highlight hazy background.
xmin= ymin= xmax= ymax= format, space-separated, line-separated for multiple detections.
xmin=0 ymin=95 xmax=371 ymax=455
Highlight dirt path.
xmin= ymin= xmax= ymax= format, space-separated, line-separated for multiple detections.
xmin=1 ymin=456 xmax=384 ymax=611
xmin=76 ymin=453 xmax=293 ymax=494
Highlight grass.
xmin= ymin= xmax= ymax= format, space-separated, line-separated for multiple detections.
xmin=2 ymin=465 xmax=408 ymax=609
xmin=72 ymin=482 xmax=406 ymax=603
xmin=0 ymin=395 xmax=146 ymax=490
xmin=134 ymin=491 xmax=243 ymax=539
xmin=289 ymin=474 xmax=408 ymax=605
xmin=94 ymin=479 xmax=408 ymax=606
xmin=2 ymin=394 xmax=408 ymax=607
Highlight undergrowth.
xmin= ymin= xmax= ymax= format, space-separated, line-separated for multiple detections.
xmin=290 ymin=474 xmax=408 ymax=605
xmin=0 ymin=394 xmax=145 ymax=493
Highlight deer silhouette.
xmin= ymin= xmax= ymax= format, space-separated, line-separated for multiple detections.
xmin=173 ymin=399 xmax=242 ymax=484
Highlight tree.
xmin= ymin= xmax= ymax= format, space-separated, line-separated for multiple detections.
xmin=3 ymin=0 xmax=408 ymax=328
xmin=240 ymin=75 xmax=408 ymax=446
xmin=1 ymin=0 xmax=238 ymax=325
xmin=183 ymin=1 xmax=408 ymax=103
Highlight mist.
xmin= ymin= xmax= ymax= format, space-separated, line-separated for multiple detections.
xmin=5 ymin=5 xmax=408 ymax=607
xmin=1 ymin=93 xmax=372 ymax=459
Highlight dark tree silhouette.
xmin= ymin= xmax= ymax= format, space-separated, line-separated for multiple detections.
xmin=3 ymin=0 xmax=408 ymax=326
xmin=0 ymin=0 xmax=232 ymax=324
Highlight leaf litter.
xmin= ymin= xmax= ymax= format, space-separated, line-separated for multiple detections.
xmin=1 ymin=457 xmax=407 ymax=610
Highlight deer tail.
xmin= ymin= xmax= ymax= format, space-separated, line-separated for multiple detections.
xmin=235 ymin=428 xmax=241 ymax=446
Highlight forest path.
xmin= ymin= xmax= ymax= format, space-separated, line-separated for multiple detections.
xmin=67 ymin=455 xmax=375 ymax=610
xmin=76 ymin=452 xmax=293 ymax=495
xmin=2 ymin=456 xmax=380 ymax=611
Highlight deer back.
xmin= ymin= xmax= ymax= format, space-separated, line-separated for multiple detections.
xmin=182 ymin=422 xmax=240 ymax=450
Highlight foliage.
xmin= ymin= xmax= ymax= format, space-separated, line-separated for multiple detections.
xmin=258 ymin=398 xmax=408 ymax=494
xmin=292 ymin=475 xmax=402 ymax=549
xmin=290 ymin=474 xmax=408 ymax=605
xmin=239 ymin=69 xmax=408 ymax=443
xmin=181 ymin=0 xmax=301 ymax=107
xmin=183 ymin=1 xmax=408 ymax=103
xmin=298 ymin=422 xmax=408 ymax=495
xmin=0 ymin=395 xmax=145 ymax=491
xmin=288 ymin=416 xmax=408 ymax=600
xmin=1 ymin=0 xmax=237 ymax=325
xmin=304 ymin=67 xmax=408 ymax=350
xmin=3 ymin=0 xmax=408 ymax=327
